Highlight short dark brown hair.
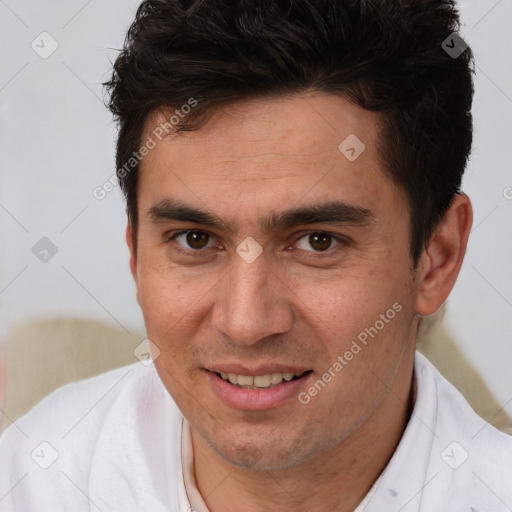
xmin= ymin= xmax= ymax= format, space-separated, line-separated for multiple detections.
xmin=104 ymin=0 xmax=474 ymax=265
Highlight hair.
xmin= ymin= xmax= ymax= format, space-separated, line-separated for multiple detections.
xmin=104 ymin=0 xmax=474 ymax=265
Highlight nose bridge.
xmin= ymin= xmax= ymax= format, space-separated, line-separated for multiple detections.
xmin=213 ymin=253 xmax=292 ymax=345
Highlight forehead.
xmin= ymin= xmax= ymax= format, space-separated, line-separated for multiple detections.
xmin=144 ymin=92 xmax=379 ymax=160
xmin=137 ymin=92 xmax=404 ymax=224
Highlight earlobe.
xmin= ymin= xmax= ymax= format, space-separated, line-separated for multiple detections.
xmin=415 ymin=194 xmax=473 ymax=316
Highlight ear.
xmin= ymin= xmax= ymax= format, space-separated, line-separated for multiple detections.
xmin=126 ymin=219 xmax=140 ymax=305
xmin=415 ymin=193 xmax=473 ymax=316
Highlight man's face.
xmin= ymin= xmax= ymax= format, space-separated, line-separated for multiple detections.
xmin=130 ymin=93 xmax=421 ymax=470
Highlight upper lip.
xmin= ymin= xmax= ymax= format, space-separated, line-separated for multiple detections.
xmin=207 ymin=364 xmax=311 ymax=376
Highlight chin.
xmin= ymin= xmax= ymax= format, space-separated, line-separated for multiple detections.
xmin=207 ymin=431 xmax=327 ymax=472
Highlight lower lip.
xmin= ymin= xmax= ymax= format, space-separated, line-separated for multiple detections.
xmin=206 ymin=371 xmax=312 ymax=411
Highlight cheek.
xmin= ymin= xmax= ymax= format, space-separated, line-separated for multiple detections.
xmin=293 ymin=271 xmax=415 ymax=410
xmin=137 ymin=271 xmax=183 ymax=346
xmin=136 ymin=260 xmax=220 ymax=353
xmin=137 ymin=248 xmax=194 ymax=310
xmin=293 ymin=266 xmax=408 ymax=336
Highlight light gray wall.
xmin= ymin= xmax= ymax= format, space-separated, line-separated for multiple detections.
xmin=0 ymin=1 xmax=511 ymax=413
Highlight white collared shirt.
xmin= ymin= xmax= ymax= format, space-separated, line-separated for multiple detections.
xmin=1 ymin=352 xmax=511 ymax=511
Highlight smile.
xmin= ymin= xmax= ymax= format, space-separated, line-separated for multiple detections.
xmin=207 ymin=369 xmax=313 ymax=411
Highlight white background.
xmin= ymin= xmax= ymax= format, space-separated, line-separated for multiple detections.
xmin=0 ymin=1 xmax=511 ymax=412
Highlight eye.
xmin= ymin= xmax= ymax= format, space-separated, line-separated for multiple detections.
xmin=295 ymin=232 xmax=342 ymax=253
xmin=169 ymin=230 xmax=216 ymax=252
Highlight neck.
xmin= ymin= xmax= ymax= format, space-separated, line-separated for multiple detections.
xmin=191 ymin=355 xmax=416 ymax=512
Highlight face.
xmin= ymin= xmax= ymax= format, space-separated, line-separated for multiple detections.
xmin=129 ymin=92 xmax=421 ymax=471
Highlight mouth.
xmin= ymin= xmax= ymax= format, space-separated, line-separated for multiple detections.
xmin=216 ymin=370 xmax=311 ymax=390
xmin=205 ymin=367 xmax=314 ymax=411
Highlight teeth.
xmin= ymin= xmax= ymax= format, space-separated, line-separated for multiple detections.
xmin=237 ymin=375 xmax=254 ymax=386
xmin=254 ymin=374 xmax=271 ymax=387
xmin=218 ymin=371 xmax=305 ymax=388
xmin=271 ymin=373 xmax=282 ymax=384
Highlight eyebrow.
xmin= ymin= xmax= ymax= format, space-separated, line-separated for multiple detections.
xmin=147 ymin=199 xmax=375 ymax=233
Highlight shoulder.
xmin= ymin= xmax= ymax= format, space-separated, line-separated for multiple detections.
xmin=417 ymin=350 xmax=512 ymax=450
xmin=416 ymin=352 xmax=512 ymax=511
xmin=0 ymin=362 xmax=181 ymax=511
xmin=2 ymin=362 xmax=149 ymax=442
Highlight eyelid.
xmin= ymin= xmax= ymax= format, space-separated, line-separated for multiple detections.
xmin=292 ymin=230 xmax=348 ymax=254
xmin=165 ymin=229 xmax=218 ymax=255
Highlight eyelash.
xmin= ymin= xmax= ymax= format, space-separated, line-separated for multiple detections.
xmin=164 ymin=230 xmax=347 ymax=258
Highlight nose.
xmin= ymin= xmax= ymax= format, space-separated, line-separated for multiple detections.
xmin=211 ymin=252 xmax=294 ymax=346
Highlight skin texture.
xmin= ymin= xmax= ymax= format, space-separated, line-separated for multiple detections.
xmin=127 ymin=92 xmax=472 ymax=512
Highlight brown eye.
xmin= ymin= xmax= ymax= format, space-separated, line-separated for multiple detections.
xmin=295 ymin=232 xmax=340 ymax=252
xmin=173 ymin=230 xmax=213 ymax=250
xmin=187 ymin=231 xmax=209 ymax=249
